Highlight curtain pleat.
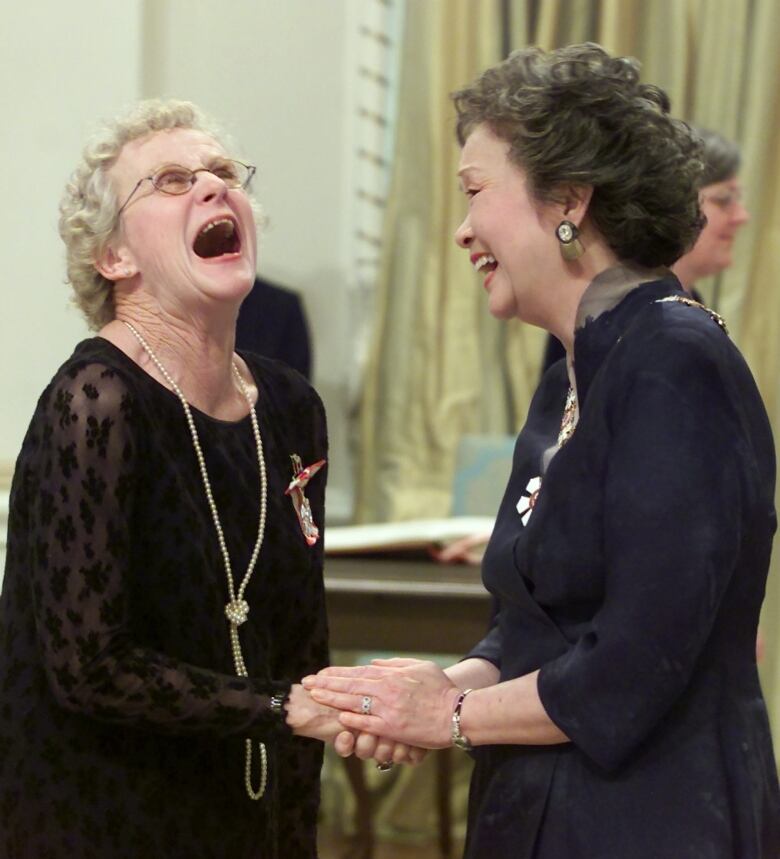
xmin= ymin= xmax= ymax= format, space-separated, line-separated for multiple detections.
xmin=356 ymin=0 xmax=503 ymax=522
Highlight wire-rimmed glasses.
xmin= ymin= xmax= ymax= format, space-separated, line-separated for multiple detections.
xmin=116 ymin=159 xmax=256 ymax=219
xmin=700 ymin=185 xmax=744 ymax=211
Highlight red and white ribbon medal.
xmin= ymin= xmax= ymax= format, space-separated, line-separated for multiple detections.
xmin=285 ymin=454 xmax=326 ymax=546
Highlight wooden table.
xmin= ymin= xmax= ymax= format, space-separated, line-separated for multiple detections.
xmin=324 ymin=554 xmax=492 ymax=654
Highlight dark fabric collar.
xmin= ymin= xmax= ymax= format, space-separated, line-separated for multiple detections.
xmin=572 ymin=272 xmax=687 ymax=409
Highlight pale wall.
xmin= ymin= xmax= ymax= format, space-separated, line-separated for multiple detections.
xmin=0 ymin=0 xmax=141 ymax=470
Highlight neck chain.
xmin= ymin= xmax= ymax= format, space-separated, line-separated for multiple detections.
xmin=123 ymin=321 xmax=270 ymax=800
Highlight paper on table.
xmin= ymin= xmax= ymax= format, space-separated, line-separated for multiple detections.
xmin=324 ymin=516 xmax=495 ymax=555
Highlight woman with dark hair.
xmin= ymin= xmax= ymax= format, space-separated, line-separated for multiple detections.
xmin=306 ymin=44 xmax=780 ymax=858
xmin=541 ymin=126 xmax=750 ymax=372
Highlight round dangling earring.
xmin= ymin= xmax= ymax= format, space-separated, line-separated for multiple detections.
xmin=556 ymin=220 xmax=584 ymax=261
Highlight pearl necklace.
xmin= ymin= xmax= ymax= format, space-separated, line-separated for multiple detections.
xmin=123 ymin=321 xmax=270 ymax=800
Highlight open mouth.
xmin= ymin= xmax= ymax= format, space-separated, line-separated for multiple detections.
xmin=474 ymin=254 xmax=498 ymax=275
xmin=193 ymin=218 xmax=241 ymax=259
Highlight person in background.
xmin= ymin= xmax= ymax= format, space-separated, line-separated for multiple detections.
xmin=237 ymin=276 xmax=312 ymax=380
xmin=306 ymin=44 xmax=780 ymax=858
xmin=672 ymin=127 xmax=750 ymax=296
xmin=0 ymin=98 xmax=340 ymax=858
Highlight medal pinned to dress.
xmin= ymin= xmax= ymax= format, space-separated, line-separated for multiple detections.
xmin=516 ymin=476 xmax=542 ymax=526
xmin=286 ymin=454 xmax=326 ymax=545
xmin=516 ymin=386 xmax=578 ymax=526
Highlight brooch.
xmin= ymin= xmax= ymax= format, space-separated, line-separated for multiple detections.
xmin=516 ymin=476 xmax=542 ymax=526
xmin=285 ymin=454 xmax=326 ymax=546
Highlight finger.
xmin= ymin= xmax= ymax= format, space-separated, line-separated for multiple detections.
xmin=308 ymin=677 xmax=383 ymax=696
xmin=373 ymin=738 xmax=395 ymax=765
xmin=304 ymin=667 xmax=394 ymax=688
xmin=309 ymin=688 xmax=355 ymax=710
xmin=428 ymin=537 xmax=471 ymax=564
xmin=408 ymin=747 xmax=428 ymax=766
xmin=301 ymin=668 xmax=369 ymax=688
xmin=334 ymin=731 xmax=356 ymax=757
xmin=318 ymin=665 xmax=387 ymax=678
xmin=355 ymin=732 xmax=380 ymax=761
xmin=310 ymin=688 xmax=383 ymax=717
xmin=392 ymin=743 xmax=423 ymax=765
xmin=370 ymin=657 xmax=424 ymax=667
xmin=339 ymin=711 xmax=387 ymax=734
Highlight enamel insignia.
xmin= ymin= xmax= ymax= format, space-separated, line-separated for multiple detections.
xmin=516 ymin=476 xmax=542 ymax=526
xmin=285 ymin=454 xmax=326 ymax=546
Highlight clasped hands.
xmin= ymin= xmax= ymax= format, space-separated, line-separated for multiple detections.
xmin=296 ymin=657 xmax=461 ymax=767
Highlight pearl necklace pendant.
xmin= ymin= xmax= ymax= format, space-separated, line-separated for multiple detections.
xmin=122 ymin=321 xmax=270 ymax=801
xmin=225 ymin=599 xmax=250 ymax=626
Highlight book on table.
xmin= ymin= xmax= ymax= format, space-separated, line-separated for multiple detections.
xmin=324 ymin=517 xmax=495 ymax=556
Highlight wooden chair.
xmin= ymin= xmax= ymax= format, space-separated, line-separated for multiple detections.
xmin=341 ymin=748 xmax=456 ymax=858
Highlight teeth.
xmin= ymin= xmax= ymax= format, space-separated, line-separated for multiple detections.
xmin=473 ymin=254 xmax=496 ymax=272
xmin=199 ymin=218 xmax=234 ymax=236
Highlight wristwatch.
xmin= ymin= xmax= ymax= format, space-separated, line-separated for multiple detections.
xmin=451 ymin=688 xmax=474 ymax=751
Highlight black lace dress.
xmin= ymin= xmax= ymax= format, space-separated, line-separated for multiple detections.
xmin=0 ymin=338 xmax=329 ymax=858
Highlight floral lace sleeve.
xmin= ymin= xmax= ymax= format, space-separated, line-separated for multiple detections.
xmin=22 ymin=361 xmax=289 ymax=739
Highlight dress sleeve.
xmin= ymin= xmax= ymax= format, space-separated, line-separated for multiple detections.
xmin=465 ymin=595 xmax=503 ymax=668
xmin=537 ymin=331 xmax=756 ymax=771
xmin=27 ymin=362 xmax=289 ymax=739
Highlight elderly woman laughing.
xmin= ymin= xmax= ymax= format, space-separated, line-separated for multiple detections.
xmin=0 ymin=99 xmax=338 ymax=858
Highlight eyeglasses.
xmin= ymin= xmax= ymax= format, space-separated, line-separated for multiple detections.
xmin=700 ymin=187 xmax=744 ymax=211
xmin=116 ymin=159 xmax=256 ymax=219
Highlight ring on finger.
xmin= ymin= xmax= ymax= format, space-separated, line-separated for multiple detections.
xmin=360 ymin=695 xmax=372 ymax=715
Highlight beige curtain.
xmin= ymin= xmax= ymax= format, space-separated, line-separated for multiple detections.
xmin=357 ymin=0 xmax=780 ymax=748
xmin=355 ymin=0 xmax=510 ymax=523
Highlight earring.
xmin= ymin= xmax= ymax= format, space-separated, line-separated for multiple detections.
xmin=556 ymin=220 xmax=584 ymax=261
xmin=121 ymin=268 xmax=132 ymax=278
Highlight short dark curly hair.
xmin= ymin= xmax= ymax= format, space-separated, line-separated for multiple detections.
xmin=452 ymin=43 xmax=704 ymax=267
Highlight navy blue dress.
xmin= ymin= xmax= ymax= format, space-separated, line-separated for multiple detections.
xmin=0 ymin=339 xmax=329 ymax=858
xmin=466 ymin=273 xmax=780 ymax=858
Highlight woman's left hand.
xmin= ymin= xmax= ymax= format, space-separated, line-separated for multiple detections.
xmin=302 ymin=658 xmax=460 ymax=749
xmin=334 ymin=729 xmax=428 ymax=767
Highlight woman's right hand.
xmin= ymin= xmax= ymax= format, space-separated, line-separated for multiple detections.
xmin=285 ymin=683 xmax=349 ymax=743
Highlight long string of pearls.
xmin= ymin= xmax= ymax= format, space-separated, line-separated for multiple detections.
xmin=123 ymin=321 xmax=270 ymax=800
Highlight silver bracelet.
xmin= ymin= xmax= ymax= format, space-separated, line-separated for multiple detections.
xmin=270 ymin=693 xmax=287 ymax=715
xmin=451 ymin=688 xmax=474 ymax=751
